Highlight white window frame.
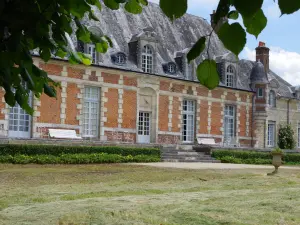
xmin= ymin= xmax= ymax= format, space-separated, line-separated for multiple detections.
xmin=269 ymin=90 xmax=276 ymax=108
xmin=267 ymin=121 xmax=276 ymax=147
xmin=116 ymin=53 xmax=126 ymax=64
xmin=224 ymin=105 xmax=236 ymax=143
xmin=142 ymin=45 xmax=153 ymax=73
xmin=257 ymin=88 xmax=264 ymax=98
xmin=87 ymin=43 xmax=97 ymax=64
xmin=168 ymin=63 xmax=176 ymax=74
xmin=182 ymin=100 xmax=195 ymax=143
xmin=83 ymin=86 xmax=100 ymax=137
xmin=226 ymin=65 xmax=235 ymax=87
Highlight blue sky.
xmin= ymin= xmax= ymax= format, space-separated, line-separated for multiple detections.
xmin=150 ymin=0 xmax=300 ymax=85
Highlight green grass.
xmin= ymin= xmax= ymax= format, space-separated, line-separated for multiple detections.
xmin=0 ymin=164 xmax=300 ymax=225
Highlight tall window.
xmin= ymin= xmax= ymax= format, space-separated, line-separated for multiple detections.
xmin=226 ymin=65 xmax=235 ymax=87
xmin=224 ymin=105 xmax=236 ymax=143
xmin=257 ymin=88 xmax=264 ymax=98
xmin=269 ymin=90 xmax=276 ymax=108
xmin=267 ymin=121 xmax=276 ymax=147
xmin=83 ymin=87 xmax=100 ymax=137
xmin=182 ymin=100 xmax=195 ymax=142
xmin=87 ymin=43 xmax=97 ymax=64
xmin=142 ymin=45 xmax=153 ymax=73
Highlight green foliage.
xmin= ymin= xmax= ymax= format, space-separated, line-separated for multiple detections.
xmin=278 ymin=124 xmax=296 ymax=150
xmin=278 ymin=0 xmax=300 ymax=15
xmin=0 ymin=144 xmax=160 ymax=156
xmin=187 ymin=37 xmax=206 ymax=63
xmin=242 ymin=9 xmax=267 ymax=38
xmin=212 ymin=150 xmax=300 ymax=165
xmin=0 ymin=153 xmax=160 ymax=164
xmin=217 ymin=22 xmax=246 ymax=56
xmin=271 ymin=147 xmax=283 ymax=154
xmin=196 ymin=59 xmax=220 ymax=90
xmin=159 ymin=0 xmax=188 ymax=21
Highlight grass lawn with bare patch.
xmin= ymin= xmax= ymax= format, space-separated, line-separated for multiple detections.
xmin=0 ymin=164 xmax=300 ymax=225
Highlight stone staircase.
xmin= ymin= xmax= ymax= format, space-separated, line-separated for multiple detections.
xmin=161 ymin=145 xmax=221 ymax=163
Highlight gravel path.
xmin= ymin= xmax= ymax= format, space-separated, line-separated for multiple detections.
xmin=136 ymin=162 xmax=300 ymax=170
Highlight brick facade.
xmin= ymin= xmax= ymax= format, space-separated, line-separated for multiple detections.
xmin=1 ymin=58 xmax=256 ymax=147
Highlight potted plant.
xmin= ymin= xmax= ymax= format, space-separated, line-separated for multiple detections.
xmin=268 ymin=147 xmax=283 ymax=175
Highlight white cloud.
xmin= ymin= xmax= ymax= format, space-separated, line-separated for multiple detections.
xmin=244 ymin=46 xmax=300 ymax=86
xmin=265 ymin=3 xmax=281 ymax=19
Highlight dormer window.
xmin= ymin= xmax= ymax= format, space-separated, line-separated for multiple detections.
xmin=86 ymin=43 xmax=97 ymax=64
xmin=111 ymin=52 xmax=126 ymax=65
xmin=226 ymin=65 xmax=235 ymax=87
xmin=142 ymin=45 xmax=153 ymax=73
xmin=168 ymin=63 xmax=176 ymax=74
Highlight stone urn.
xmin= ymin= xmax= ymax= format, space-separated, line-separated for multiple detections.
xmin=268 ymin=151 xmax=283 ymax=175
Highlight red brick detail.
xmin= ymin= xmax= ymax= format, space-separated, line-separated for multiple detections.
xmin=158 ymin=134 xmax=180 ymax=144
xmin=160 ymin=81 xmax=170 ymax=91
xmin=38 ymin=88 xmax=61 ymax=124
xmin=40 ymin=63 xmax=63 ymax=76
xmin=159 ymin=95 xmax=169 ymax=131
xmin=104 ymin=88 xmax=118 ymax=127
xmin=239 ymin=105 xmax=247 ymax=137
xmin=105 ymin=131 xmax=136 ymax=143
xmin=196 ymin=86 xmax=209 ymax=97
xmin=226 ymin=92 xmax=236 ymax=101
xmin=212 ymin=89 xmax=223 ymax=99
xmin=172 ymin=97 xmax=180 ymax=132
xmin=199 ymin=101 xmax=208 ymax=134
xmin=102 ymin=72 xmax=120 ymax=84
xmin=122 ymin=90 xmax=137 ymax=129
xmin=89 ymin=71 xmax=98 ymax=81
xmin=124 ymin=76 xmax=137 ymax=87
xmin=211 ymin=102 xmax=222 ymax=135
xmin=172 ymin=83 xmax=184 ymax=93
xmin=65 ymin=83 xmax=80 ymax=125
xmin=67 ymin=67 xmax=84 ymax=79
xmin=0 ymin=89 xmax=5 ymax=120
xmin=256 ymin=106 xmax=265 ymax=111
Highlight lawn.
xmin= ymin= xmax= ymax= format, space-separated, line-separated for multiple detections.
xmin=0 ymin=164 xmax=300 ymax=225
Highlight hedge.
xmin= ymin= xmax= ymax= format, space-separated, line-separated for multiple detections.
xmin=0 ymin=153 xmax=161 ymax=164
xmin=0 ymin=144 xmax=160 ymax=157
xmin=212 ymin=150 xmax=300 ymax=165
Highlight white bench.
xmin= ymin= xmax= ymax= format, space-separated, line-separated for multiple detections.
xmin=197 ymin=137 xmax=217 ymax=145
xmin=48 ymin=129 xmax=82 ymax=139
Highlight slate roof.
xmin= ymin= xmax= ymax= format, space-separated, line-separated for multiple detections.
xmin=69 ymin=2 xmax=296 ymax=97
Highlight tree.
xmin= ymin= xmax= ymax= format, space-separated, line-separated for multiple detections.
xmin=1 ymin=0 xmax=299 ymax=113
xmin=278 ymin=124 xmax=296 ymax=150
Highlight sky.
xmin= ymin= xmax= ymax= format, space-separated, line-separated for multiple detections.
xmin=149 ymin=0 xmax=300 ymax=85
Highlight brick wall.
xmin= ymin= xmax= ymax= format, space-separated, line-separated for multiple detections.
xmin=239 ymin=105 xmax=247 ymax=137
xmin=159 ymin=95 xmax=169 ymax=131
xmin=40 ymin=63 xmax=63 ymax=76
xmin=210 ymin=102 xmax=222 ymax=135
xmin=38 ymin=88 xmax=62 ymax=124
xmin=122 ymin=90 xmax=137 ymax=129
xmin=65 ymin=83 xmax=80 ymax=125
xmin=172 ymin=97 xmax=180 ymax=132
xmin=105 ymin=88 xmax=118 ymax=127
xmin=67 ymin=67 xmax=84 ymax=79
xmin=124 ymin=76 xmax=137 ymax=87
xmin=199 ymin=101 xmax=208 ymax=134
xmin=102 ymin=72 xmax=120 ymax=84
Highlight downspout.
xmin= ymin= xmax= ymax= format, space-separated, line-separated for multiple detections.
xmin=251 ymin=94 xmax=255 ymax=147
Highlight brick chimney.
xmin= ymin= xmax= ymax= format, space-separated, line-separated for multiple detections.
xmin=255 ymin=41 xmax=270 ymax=73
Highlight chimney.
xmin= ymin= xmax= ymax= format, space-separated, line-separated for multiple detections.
xmin=210 ymin=10 xmax=216 ymax=28
xmin=255 ymin=41 xmax=270 ymax=73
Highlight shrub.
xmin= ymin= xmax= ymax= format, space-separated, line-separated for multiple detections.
xmin=0 ymin=153 xmax=161 ymax=164
xmin=278 ymin=124 xmax=296 ymax=150
xmin=0 ymin=144 xmax=160 ymax=157
xmin=212 ymin=150 xmax=300 ymax=165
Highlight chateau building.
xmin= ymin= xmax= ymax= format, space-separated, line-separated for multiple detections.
xmin=0 ymin=3 xmax=300 ymax=149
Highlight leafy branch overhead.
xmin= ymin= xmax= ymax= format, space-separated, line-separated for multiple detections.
xmin=1 ymin=0 xmax=300 ymax=113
